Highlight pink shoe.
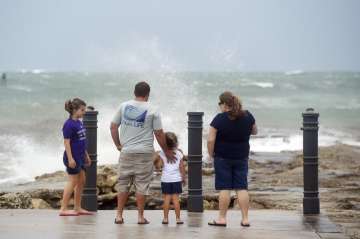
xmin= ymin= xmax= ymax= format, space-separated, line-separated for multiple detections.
xmin=59 ymin=210 xmax=79 ymax=216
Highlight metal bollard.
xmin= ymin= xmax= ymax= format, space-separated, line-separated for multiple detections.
xmin=301 ymin=108 xmax=320 ymax=214
xmin=82 ymin=107 xmax=98 ymax=211
xmin=187 ymin=112 xmax=204 ymax=212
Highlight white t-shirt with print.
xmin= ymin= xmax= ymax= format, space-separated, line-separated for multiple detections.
xmin=111 ymin=100 xmax=162 ymax=154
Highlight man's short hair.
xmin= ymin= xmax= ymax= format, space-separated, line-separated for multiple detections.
xmin=134 ymin=81 xmax=150 ymax=97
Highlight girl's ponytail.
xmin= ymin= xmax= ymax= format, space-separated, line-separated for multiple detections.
xmin=64 ymin=98 xmax=86 ymax=116
xmin=65 ymin=99 xmax=73 ymax=114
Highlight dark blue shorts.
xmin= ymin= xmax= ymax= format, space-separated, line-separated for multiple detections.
xmin=63 ymin=157 xmax=86 ymax=175
xmin=214 ymin=156 xmax=248 ymax=190
xmin=161 ymin=181 xmax=182 ymax=194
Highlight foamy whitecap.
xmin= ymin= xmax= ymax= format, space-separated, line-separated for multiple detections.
xmin=250 ymin=131 xmax=360 ymax=153
xmin=250 ymin=134 xmax=302 ymax=152
xmin=253 ymin=82 xmax=274 ymax=88
xmin=285 ymin=70 xmax=304 ymax=75
xmin=242 ymin=82 xmax=274 ymax=88
xmin=32 ymin=69 xmax=45 ymax=74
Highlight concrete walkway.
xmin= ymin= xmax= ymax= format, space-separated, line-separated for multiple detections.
xmin=0 ymin=210 xmax=347 ymax=239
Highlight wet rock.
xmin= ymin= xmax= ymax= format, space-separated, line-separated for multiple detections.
xmin=31 ymin=198 xmax=52 ymax=209
xmin=203 ymin=199 xmax=218 ymax=210
xmin=97 ymin=165 xmax=118 ymax=194
xmin=97 ymin=175 xmax=117 ymax=194
xmin=29 ymin=189 xmax=63 ymax=208
xmin=0 ymin=192 xmax=32 ymax=209
xmin=336 ymin=198 xmax=359 ymax=210
xmin=202 ymin=168 xmax=214 ymax=176
xmin=203 ymin=200 xmax=211 ymax=210
xmin=35 ymin=171 xmax=66 ymax=181
xmin=98 ymin=192 xmax=117 ymax=210
xmin=147 ymin=198 xmax=163 ymax=209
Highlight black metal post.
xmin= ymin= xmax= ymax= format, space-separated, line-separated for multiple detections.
xmin=187 ymin=112 xmax=204 ymax=212
xmin=82 ymin=107 xmax=98 ymax=211
xmin=302 ymin=108 xmax=320 ymax=215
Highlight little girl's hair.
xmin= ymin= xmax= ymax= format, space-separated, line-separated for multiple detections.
xmin=65 ymin=98 xmax=86 ymax=115
xmin=165 ymin=132 xmax=178 ymax=149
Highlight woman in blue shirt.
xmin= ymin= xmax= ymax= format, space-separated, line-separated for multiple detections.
xmin=208 ymin=91 xmax=257 ymax=227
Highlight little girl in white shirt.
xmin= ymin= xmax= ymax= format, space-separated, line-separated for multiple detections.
xmin=155 ymin=132 xmax=186 ymax=225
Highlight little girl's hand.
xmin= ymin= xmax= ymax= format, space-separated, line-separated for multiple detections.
xmin=68 ymin=159 xmax=76 ymax=169
xmin=116 ymin=144 xmax=122 ymax=152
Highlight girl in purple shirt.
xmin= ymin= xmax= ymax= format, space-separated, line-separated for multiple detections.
xmin=59 ymin=98 xmax=93 ymax=216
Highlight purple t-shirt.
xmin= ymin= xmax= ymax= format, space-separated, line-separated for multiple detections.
xmin=62 ymin=118 xmax=87 ymax=163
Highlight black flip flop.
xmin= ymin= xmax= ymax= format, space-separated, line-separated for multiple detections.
xmin=114 ymin=218 xmax=124 ymax=224
xmin=162 ymin=220 xmax=169 ymax=225
xmin=176 ymin=221 xmax=184 ymax=225
xmin=138 ymin=218 xmax=150 ymax=225
xmin=241 ymin=222 xmax=250 ymax=227
xmin=208 ymin=220 xmax=227 ymax=227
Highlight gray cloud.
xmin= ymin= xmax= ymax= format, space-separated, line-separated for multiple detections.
xmin=0 ymin=0 xmax=359 ymax=71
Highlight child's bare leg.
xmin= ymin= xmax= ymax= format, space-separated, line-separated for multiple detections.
xmin=74 ymin=170 xmax=89 ymax=213
xmin=60 ymin=174 xmax=78 ymax=212
xmin=162 ymin=194 xmax=171 ymax=223
xmin=171 ymin=194 xmax=182 ymax=222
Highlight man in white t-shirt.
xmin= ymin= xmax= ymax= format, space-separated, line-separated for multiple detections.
xmin=110 ymin=81 xmax=175 ymax=225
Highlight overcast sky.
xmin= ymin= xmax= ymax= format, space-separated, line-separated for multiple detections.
xmin=0 ymin=0 xmax=359 ymax=71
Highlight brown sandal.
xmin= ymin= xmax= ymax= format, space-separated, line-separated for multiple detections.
xmin=208 ymin=220 xmax=227 ymax=227
xmin=138 ymin=218 xmax=150 ymax=225
xmin=114 ymin=218 xmax=124 ymax=224
xmin=241 ymin=222 xmax=250 ymax=227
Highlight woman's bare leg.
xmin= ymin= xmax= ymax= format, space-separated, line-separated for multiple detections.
xmin=217 ymin=190 xmax=231 ymax=223
xmin=236 ymin=190 xmax=250 ymax=225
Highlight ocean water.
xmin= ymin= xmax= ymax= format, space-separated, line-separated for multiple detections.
xmin=0 ymin=71 xmax=359 ymax=185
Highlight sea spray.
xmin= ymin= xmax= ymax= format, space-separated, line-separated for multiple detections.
xmin=0 ymin=71 xmax=359 ymax=185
